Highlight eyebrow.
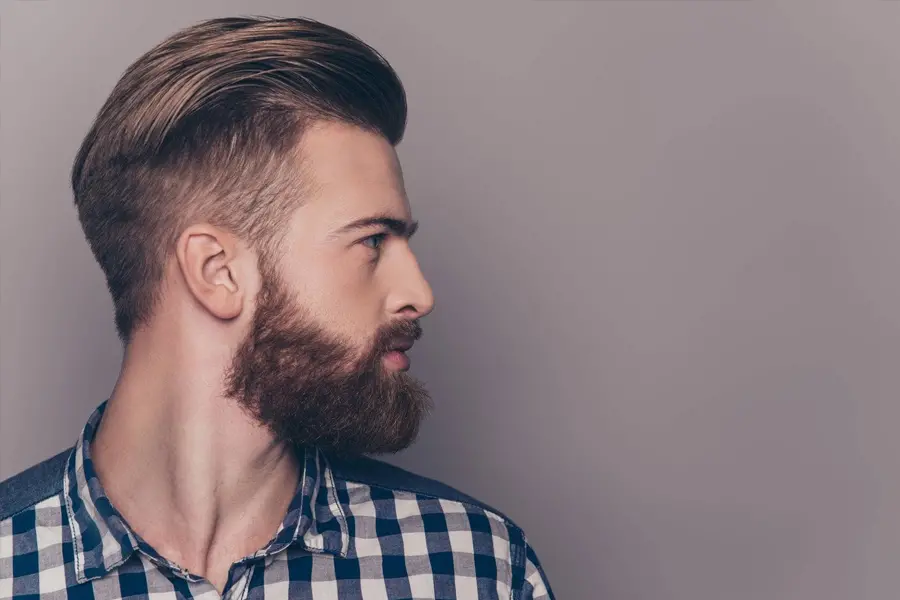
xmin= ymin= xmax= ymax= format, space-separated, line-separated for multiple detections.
xmin=330 ymin=213 xmax=419 ymax=240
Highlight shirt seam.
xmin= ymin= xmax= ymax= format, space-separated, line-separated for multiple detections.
xmin=0 ymin=488 xmax=63 ymax=522
xmin=322 ymin=463 xmax=350 ymax=557
xmin=63 ymin=464 xmax=85 ymax=582
xmin=338 ymin=476 xmax=521 ymax=597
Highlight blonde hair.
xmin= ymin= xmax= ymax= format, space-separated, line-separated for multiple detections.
xmin=71 ymin=16 xmax=407 ymax=344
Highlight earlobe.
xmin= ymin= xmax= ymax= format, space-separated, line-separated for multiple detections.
xmin=176 ymin=225 xmax=245 ymax=322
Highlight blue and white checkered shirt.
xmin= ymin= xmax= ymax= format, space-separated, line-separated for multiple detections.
xmin=0 ymin=400 xmax=554 ymax=599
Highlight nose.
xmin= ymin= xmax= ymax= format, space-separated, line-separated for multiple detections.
xmin=387 ymin=250 xmax=435 ymax=319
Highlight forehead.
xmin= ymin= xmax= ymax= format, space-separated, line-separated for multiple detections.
xmin=293 ymin=121 xmax=411 ymax=230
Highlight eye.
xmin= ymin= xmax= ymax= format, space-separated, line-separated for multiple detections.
xmin=361 ymin=233 xmax=388 ymax=252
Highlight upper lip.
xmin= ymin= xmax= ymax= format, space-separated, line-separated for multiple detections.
xmin=390 ymin=338 xmax=414 ymax=352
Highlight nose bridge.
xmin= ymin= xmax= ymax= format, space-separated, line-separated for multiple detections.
xmin=387 ymin=244 xmax=434 ymax=316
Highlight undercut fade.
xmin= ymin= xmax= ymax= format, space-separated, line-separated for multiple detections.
xmin=71 ymin=16 xmax=408 ymax=345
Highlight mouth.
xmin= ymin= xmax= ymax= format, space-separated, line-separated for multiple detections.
xmin=387 ymin=335 xmax=415 ymax=353
xmin=383 ymin=349 xmax=411 ymax=371
xmin=383 ymin=332 xmax=417 ymax=371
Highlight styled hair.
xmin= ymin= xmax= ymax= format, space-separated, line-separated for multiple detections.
xmin=71 ymin=16 xmax=407 ymax=345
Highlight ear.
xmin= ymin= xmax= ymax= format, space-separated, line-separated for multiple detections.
xmin=174 ymin=224 xmax=247 ymax=321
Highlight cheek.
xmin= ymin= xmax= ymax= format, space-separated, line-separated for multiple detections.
xmin=283 ymin=254 xmax=382 ymax=343
xmin=302 ymin=284 xmax=379 ymax=345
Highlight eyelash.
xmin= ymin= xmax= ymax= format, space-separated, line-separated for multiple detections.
xmin=362 ymin=233 xmax=389 ymax=255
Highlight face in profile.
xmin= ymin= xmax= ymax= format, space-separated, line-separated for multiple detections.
xmin=222 ymin=122 xmax=435 ymax=457
xmin=224 ymin=259 xmax=432 ymax=457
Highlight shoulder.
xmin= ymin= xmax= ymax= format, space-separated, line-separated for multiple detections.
xmin=327 ymin=454 xmax=552 ymax=595
xmin=327 ymin=453 xmax=524 ymax=531
xmin=0 ymin=446 xmax=72 ymax=521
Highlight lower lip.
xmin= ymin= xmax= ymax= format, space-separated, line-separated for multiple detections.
xmin=383 ymin=350 xmax=410 ymax=370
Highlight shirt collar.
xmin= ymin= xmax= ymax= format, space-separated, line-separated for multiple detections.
xmin=64 ymin=399 xmax=349 ymax=584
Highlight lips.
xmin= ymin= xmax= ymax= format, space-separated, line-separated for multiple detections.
xmin=389 ymin=339 xmax=414 ymax=353
xmin=383 ymin=348 xmax=411 ymax=371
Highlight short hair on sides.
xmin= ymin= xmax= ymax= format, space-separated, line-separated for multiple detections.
xmin=71 ymin=15 xmax=408 ymax=345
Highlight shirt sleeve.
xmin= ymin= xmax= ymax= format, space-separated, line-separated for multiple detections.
xmin=519 ymin=536 xmax=555 ymax=599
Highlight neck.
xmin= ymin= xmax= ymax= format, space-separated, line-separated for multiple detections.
xmin=91 ymin=327 xmax=301 ymax=582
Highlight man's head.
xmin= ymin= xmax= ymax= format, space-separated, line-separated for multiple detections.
xmin=71 ymin=17 xmax=435 ymax=456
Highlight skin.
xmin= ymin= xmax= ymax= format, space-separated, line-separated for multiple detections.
xmin=90 ymin=121 xmax=436 ymax=594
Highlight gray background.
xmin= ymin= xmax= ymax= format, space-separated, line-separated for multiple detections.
xmin=2 ymin=1 xmax=899 ymax=598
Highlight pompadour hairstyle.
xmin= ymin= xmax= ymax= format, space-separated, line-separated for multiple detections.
xmin=71 ymin=16 xmax=408 ymax=344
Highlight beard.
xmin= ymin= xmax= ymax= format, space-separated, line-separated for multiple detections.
xmin=222 ymin=254 xmax=433 ymax=458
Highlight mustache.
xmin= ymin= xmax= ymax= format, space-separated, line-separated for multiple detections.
xmin=377 ymin=319 xmax=422 ymax=353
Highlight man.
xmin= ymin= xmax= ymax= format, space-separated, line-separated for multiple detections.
xmin=0 ymin=15 xmax=554 ymax=600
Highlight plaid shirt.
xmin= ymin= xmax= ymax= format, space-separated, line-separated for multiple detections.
xmin=0 ymin=400 xmax=554 ymax=599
